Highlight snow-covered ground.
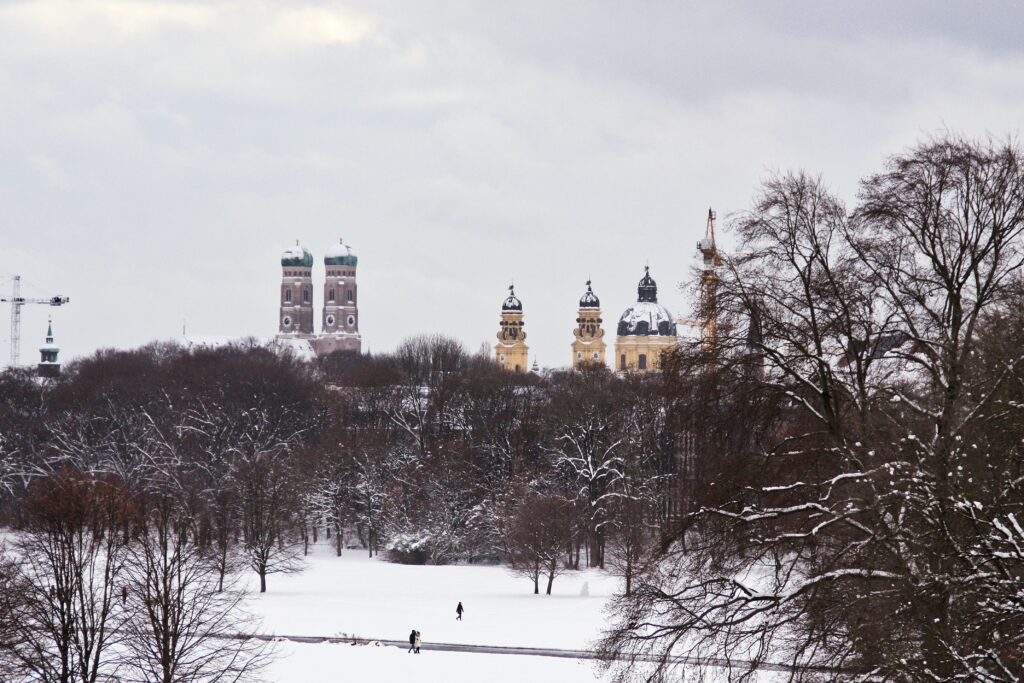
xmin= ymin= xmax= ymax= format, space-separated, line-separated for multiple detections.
xmin=246 ymin=545 xmax=783 ymax=682
xmin=247 ymin=546 xmax=618 ymax=650
xmin=265 ymin=641 xmax=603 ymax=683
xmin=247 ymin=545 xmax=616 ymax=681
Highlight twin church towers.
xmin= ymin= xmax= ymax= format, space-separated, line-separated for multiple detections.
xmin=495 ymin=267 xmax=679 ymax=373
xmin=277 ymin=239 xmax=361 ymax=355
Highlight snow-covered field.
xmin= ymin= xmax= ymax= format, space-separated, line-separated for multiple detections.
xmin=247 ymin=546 xmax=618 ymax=648
xmin=247 ymin=544 xmax=617 ymax=681
xmin=265 ymin=641 xmax=603 ymax=683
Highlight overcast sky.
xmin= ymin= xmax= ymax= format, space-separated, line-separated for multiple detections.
xmin=2 ymin=0 xmax=1023 ymax=369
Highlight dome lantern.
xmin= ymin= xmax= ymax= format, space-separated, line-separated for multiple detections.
xmin=637 ymin=265 xmax=658 ymax=303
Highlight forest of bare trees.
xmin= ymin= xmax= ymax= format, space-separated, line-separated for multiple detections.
xmin=0 ymin=331 xmax=671 ymax=679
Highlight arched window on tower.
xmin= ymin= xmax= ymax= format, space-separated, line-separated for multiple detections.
xmin=303 ymin=289 xmax=310 ymax=303
xmin=285 ymin=290 xmax=292 ymax=303
xmin=347 ymin=288 xmax=354 ymax=302
xmin=329 ymin=288 xmax=335 ymax=302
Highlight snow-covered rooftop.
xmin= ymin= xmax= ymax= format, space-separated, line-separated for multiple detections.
xmin=617 ymin=301 xmax=677 ymax=337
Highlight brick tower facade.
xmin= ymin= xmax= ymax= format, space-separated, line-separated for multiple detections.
xmin=279 ymin=242 xmax=315 ymax=335
xmin=316 ymin=238 xmax=362 ymax=355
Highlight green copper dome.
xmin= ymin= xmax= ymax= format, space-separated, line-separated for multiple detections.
xmin=281 ymin=244 xmax=314 ymax=267
xmin=324 ymin=239 xmax=358 ymax=266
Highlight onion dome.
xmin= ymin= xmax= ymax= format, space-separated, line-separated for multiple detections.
xmin=617 ymin=267 xmax=677 ymax=336
xmin=324 ymin=238 xmax=358 ymax=266
xmin=502 ymin=284 xmax=522 ymax=311
xmin=579 ymin=280 xmax=600 ymax=309
xmin=281 ymin=242 xmax=313 ymax=267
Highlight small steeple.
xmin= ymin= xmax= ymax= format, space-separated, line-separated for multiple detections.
xmin=38 ymin=317 xmax=61 ymax=378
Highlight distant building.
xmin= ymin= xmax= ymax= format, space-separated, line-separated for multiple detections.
xmin=276 ymin=239 xmax=362 ymax=357
xmin=571 ymin=280 xmax=606 ymax=368
xmin=614 ymin=266 xmax=678 ymax=372
xmin=495 ymin=285 xmax=529 ymax=372
xmin=279 ymin=242 xmax=315 ymax=335
xmin=38 ymin=318 xmax=60 ymax=378
xmin=318 ymin=239 xmax=361 ymax=355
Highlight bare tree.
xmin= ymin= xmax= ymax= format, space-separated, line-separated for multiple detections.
xmin=0 ymin=545 xmax=30 ymax=681
xmin=546 ymin=370 xmax=626 ymax=569
xmin=122 ymin=485 xmax=269 ymax=683
xmin=504 ymin=492 xmax=574 ymax=595
xmin=237 ymin=448 xmax=303 ymax=593
xmin=16 ymin=469 xmax=134 ymax=683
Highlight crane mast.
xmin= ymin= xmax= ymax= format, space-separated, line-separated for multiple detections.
xmin=2 ymin=275 xmax=70 ymax=368
xmin=696 ymin=208 xmax=722 ymax=350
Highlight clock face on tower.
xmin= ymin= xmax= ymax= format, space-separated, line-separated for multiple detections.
xmin=347 ymin=315 xmax=356 ymax=327
xmin=281 ymin=316 xmax=292 ymax=329
xmin=326 ymin=314 xmax=336 ymax=327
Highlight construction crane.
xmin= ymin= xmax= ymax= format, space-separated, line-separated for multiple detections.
xmin=1 ymin=275 xmax=70 ymax=368
xmin=696 ymin=208 xmax=722 ymax=350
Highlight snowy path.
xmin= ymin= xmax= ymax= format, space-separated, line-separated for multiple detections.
xmin=230 ymin=632 xmax=832 ymax=674
xmin=264 ymin=640 xmax=604 ymax=683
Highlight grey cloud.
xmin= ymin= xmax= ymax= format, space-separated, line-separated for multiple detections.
xmin=0 ymin=1 xmax=1022 ymax=370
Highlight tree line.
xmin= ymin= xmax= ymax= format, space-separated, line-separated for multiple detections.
xmin=0 ymin=333 xmax=675 ymax=680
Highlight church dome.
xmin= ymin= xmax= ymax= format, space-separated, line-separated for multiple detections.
xmin=502 ymin=285 xmax=522 ymax=311
xmin=281 ymin=243 xmax=313 ymax=267
xmin=617 ymin=267 xmax=677 ymax=336
xmin=579 ymin=280 xmax=600 ymax=309
xmin=325 ymin=239 xmax=358 ymax=266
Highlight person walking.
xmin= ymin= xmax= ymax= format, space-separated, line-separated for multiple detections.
xmin=414 ymin=630 xmax=422 ymax=654
xmin=456 ymin=601 xmax=464 ymax=621
xmin=408 ymin=629 xmax=416 ymax=653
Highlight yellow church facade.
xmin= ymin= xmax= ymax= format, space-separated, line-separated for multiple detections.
xmin=495 ymin=267 xmax=680 ymax=374
xmin=495 ymin=285 xmax=529 ymax=372
xmin=613 ymin=267 xmax=678 ymax=372
xmin=571 ymin=280 xmax=607 ymax=368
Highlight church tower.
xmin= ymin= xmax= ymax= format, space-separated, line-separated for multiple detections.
xmin=495 ymin=285 xmax=529 ymax=372
xmin=38 ymin=318 xmax=60 ymax=378
xmin=317 ymin=238 xmax=362 ymax=355
xmin=572 ymin=280 xmax=606 ymax=368
xmin=279 ymin=242 xmax=314 ymax=335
